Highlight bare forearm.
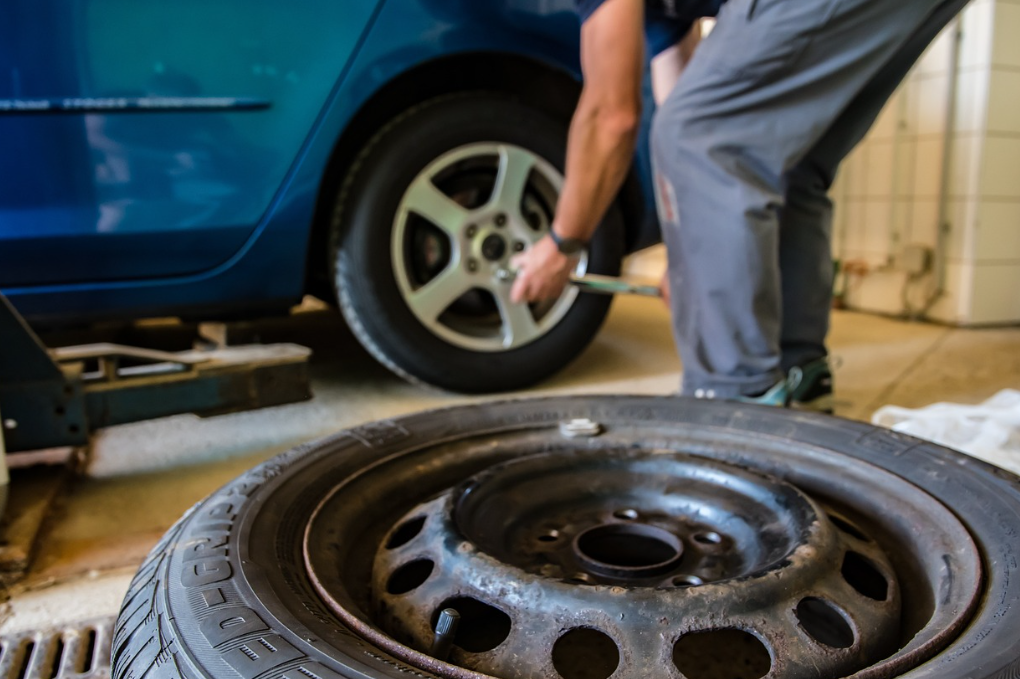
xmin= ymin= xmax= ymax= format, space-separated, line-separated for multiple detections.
xmin=553 ymin=95 xmax=640 ymax=241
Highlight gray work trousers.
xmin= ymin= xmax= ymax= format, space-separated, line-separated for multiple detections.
xmin=651 ymin=0 xmax=969 ymax=398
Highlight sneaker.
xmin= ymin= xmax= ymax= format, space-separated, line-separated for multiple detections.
xmin=736 ymin=379 xmax=791 ymax=407
xmin=788 ymin=358 xmax=834 ymax=414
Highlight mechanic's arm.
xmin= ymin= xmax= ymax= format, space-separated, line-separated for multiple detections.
xmin=510 ymin=0 xmax=644 ymax=304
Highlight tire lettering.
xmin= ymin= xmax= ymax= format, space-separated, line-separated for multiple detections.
xmin=225 ymin=635 xmax=303 ymax=679
xmin=204 ymin=502 xmax=238 ymax=523
xmin=202 ymin=588 xmax=226 ymax=607
xmin=183 ymin=534 xmax=230 ymax=562
xmin=200 ymin=606 xmax=269 ymax=647
xmin=182 ymin=557 xmax=233 ymax=587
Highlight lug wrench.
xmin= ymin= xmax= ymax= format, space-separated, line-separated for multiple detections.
xmin=496 ymin=269 xmax=662 ymax=298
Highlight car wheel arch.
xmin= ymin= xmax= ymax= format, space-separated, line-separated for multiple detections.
xmin=302 ymin=51 xmax=647 ymax=300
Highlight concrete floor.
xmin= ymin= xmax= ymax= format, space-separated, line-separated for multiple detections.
xmin=1 ymin=247 xmax=1018 ymax=636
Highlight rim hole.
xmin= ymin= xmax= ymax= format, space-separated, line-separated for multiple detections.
xmin=537 ymin=530 xmax=561 ymax=543
xmin=672 ymin=629 xmax=772 ymax=679
xmin=829 ymin=514 xmax=871 ymax=542
xmin=693 ymin=531 xmax=723 ymax=546
xmin=552 ymin=628 xmax=619 ymax=679
xmin=386 ymin=516 xmax=426 ymax=549
xmin=672 ymin=574 xmax=705 ymax=588
xmin=432 ymin=597 xmax=511 ymax=653
xmin=613 ymin=508 xmax=639 ymax=521
xmin=796 ymin=598 xmax=855 ymax=649
xmin=842 ymin=551 xmax=889 ymax=601
xmin=386 ymin=560 xmax=434 ymax=595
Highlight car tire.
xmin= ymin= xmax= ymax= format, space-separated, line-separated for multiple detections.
xmin=330 ymin=94 xmax=624 ymax=393
xmin=111 ymin=397 xmax=1020 ymax=679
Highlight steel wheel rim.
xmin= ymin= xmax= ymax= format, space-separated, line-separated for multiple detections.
xmin=301 ymin=407 xmax=982 ymax=679
xmin=391 ymin=142 xmax=586 ymax=352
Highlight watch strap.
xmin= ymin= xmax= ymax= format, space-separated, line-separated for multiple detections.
xmin=549 ymin=229 xmax=587 ymax=256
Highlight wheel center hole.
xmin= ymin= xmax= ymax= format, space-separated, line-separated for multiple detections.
xmin=574 ymin=523 xmax=682 ymax=578
xmin=480 ymin=234 xmax=507 ymax=261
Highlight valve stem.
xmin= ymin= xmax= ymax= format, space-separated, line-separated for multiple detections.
xmin=430 ymin=608 xmax=461 ymax=661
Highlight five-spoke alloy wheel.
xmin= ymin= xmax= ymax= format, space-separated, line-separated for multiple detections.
xmin=331 ymin=95 xmax=623 ymax=392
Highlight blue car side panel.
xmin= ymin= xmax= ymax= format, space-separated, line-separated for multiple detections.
xmin=2 ymin=0 xmax=659 ymax=324
xmin=0 ymin=0 xmax=383 ymax=287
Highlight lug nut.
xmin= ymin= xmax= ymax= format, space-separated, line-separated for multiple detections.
xmin=466 ymin=224 xmax=477 ymax=238
xmin=513 ymin=241 xmax=526 ymax=252
xmin=494 ymin=213 xmax=507 ymax=227
xmin=467 ymin=259 xmax=479 ymax=273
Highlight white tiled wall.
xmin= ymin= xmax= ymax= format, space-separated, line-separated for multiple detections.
xmin=832 ymin=0 xmax=1020 ymax=325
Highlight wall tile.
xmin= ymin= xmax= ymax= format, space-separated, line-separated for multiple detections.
xmin=925 ymin=262 xmax=974 ymax=324
xmin=863 ymin=201 xmax=894 ymax=256
xmin=947 ymin=198 xmax=979 ymax=261
xmin=991 ymin=0 xmax=1020 ymax=68
xmin=951 ymin=133 xmax=983 ymax=198
xmin=831 ymin=0 xmax=1017 ymax=324
xmin=915 ymin=25 xmax=955 ymax=77
xmin=986 ymin=68 xmax=1020 ymax=134
xmin=864 ymin=140 xmax=896 ymax=198
xmin=969 ymin=262 xmax=1020 ymax=323
xmin=917 ymin=75 xmax=950 ymax=135
xmin=890 ymin=198 xmax=913 ymax=251
xmin=910 ymin=199 xmax=941 ymax=247
xmin=841 ymin=146 xmax=869 ymax=199
xmin=893 ymin=138 xmax=917 ymax=200
xmin=913 ymin=137 xmax=946 ymax=199
xmin=900 ymin=77 xmax=921 ymax=137
xmin=960 ymin=0 xmax=994 ymax=69
xmin=839 ymin=200 xmax=867 ymax=254
xmin=974 ymin=200 xmax=1020 ymax=262
xmin=979 ymin=135 xmax=1020 ymax=198
xmin=870 ymin=92 xmax=904 ymax=142
xmin=845 ymin=270 xmax=910 ymax=316
xmin=955 ymin=69 xmax=990 ymax=134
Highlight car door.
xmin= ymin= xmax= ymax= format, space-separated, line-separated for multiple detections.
xmin=0 ymin=0 xmax=383 ymax=287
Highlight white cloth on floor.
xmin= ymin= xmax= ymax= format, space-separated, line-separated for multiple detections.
xmin=872 ymin=389 xmax=1020 ymax=476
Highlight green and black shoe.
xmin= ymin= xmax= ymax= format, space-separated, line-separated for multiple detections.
xmin=788 ymin=358 xmax=834 ymax=414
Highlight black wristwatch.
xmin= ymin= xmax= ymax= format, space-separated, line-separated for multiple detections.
xmin=549 ymin=229 xmax=587 ymax=256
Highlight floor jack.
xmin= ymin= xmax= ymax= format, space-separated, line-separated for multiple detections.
xmin=0 ymin=294 xmax=311 ymax=457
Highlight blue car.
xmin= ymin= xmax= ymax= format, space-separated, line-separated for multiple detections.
xmin=0 ymin=0 xmax=660 ymax=392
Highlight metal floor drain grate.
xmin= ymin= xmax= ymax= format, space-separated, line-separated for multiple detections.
xmin=0 ymin=618 xmax=113 ymax=679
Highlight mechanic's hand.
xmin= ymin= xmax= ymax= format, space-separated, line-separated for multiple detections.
xmin=510 ymin=235 xmax=575 ymax=304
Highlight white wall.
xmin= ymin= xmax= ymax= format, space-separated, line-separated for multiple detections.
xmin=831 ymin=0 xmax=1020 ymax=325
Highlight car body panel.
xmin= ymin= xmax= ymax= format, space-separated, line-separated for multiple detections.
xmin=0 ymin=0 xmax=383 ymax=287
xmin=0 ymin=0 xmax=660 ymax=325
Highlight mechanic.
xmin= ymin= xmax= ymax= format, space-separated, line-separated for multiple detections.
xmin=510 ymin=0 xmax=968 ymax=408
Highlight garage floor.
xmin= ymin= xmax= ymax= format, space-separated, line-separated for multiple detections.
xmin=1 ymin=248 xmax=1018 ymax=640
